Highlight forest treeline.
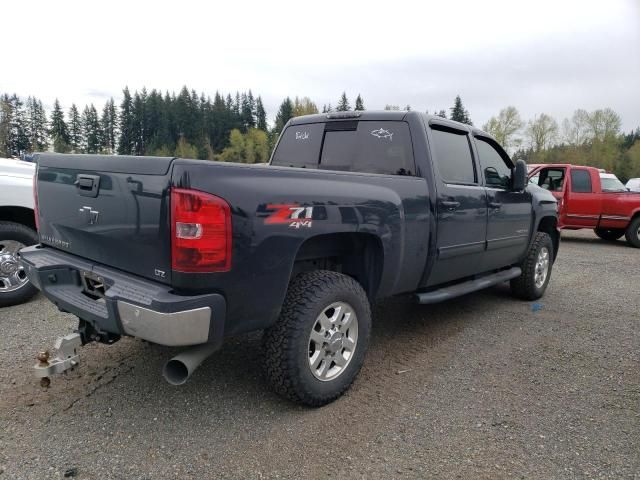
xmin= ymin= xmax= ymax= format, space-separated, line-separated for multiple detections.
xmin=1 ymin=87 xmax=639 ymax=181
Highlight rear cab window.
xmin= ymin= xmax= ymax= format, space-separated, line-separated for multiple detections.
xmin=271 ymin=121 xmax=416 ymax=176
xmin=570 ymin=169 xmax=592 ymax=193
xmin=429 ymin=127 xmax=476 ymax=184
xmin=271 ymin=123 xmax=325 ymax=169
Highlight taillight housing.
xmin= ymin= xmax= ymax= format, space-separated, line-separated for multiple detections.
xmin=33 ymin=171 xmax=39 ymax=231
xmin=171 ymin=188 xmax=232 ymax=272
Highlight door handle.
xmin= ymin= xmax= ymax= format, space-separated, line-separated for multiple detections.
xmin=489 ymin=201 xmax=502 ymax=209
xmin=440 ymin=200 xmax=460 ymax=211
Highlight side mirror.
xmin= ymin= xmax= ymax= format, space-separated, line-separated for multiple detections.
xmin=512 ymin=160 xmax=527 ymax=191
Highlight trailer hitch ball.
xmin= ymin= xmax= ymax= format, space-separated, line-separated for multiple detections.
xmin=36 ymin=351 xmax=52 ymax=388
xmin=33 ymin=333 xmax=83 ymax=386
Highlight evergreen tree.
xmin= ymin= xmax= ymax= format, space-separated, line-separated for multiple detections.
xmin=450 ymin=95 xmax=472 ymax=125
xmin=274 ymin=97 xmax=294 ymax=132
xmin=233 ymin=92 xmax=241 ymax=117
xmin=26 ymin=96 xmax=48 ymax=151
xmin=8 ymin=95 xmax=30 ymax=155
xmin=248 ymin=91 xmax=256 ymax=124
xmin=255 ymin=96 xmax=267 ymax=131
xmin=336 ymin=92 xmax=350 ymax=111
xmin=354 ymin=94 xmax=365 ymax=111
xmin=210 ymin=92 xmax=230 ymax=151
xmin=49 ymin=98 xmax=69 ymax=152
xmin=100 ymin=98 xmax=117 ymax=153
xmin=82 ymin=104 xmax=101 ymax=153
xmin=437 ymin=109 xmax=447 ymax=118
xmin=241 ymin=92 xmax=255 ymax=130
xmin=68 ymin=104 xmax=82 ymax=153
xmin=144 ymin=90 xmax=165 ymax=154
xmin=322 ymin=104 xmax=333 ymax=113
xmin=0 ymin=94 xmax=13 ymax=157
xmin=132 ymin=90 xmax=147 ymax=155
xmin=117 ymin=87 xmax=134 ymax=155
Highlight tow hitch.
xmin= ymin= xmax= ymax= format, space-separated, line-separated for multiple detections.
xmin=34 ymin=333 xmax=83 ymax=387
xmin=34 ymin=320 xmax=120 ymax=387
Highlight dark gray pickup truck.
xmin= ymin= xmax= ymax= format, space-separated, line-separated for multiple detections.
xmin=22 ymin=111 xmax=558 ymax=406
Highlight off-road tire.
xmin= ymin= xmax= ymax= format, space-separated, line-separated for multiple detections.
xmin=624 ymin=216 xmax=640 ymax=248
xmin=510 ymin=232 xmax=554 ymax=301
xmin=0 ymin=221 xmax=39 ymax=307
xmin=594 ymin=228 xmax=625 ymax=242
xmin=263 ymin=270 xmax=371 ymax=407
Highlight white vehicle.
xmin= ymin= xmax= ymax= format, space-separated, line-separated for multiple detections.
xmin=599 ymin=172 xmax=627 ymax=192
xmin=0 ymin=158 xmax=39 ymax=306
xmin=626 ymin=178 xmax=640 ymax=192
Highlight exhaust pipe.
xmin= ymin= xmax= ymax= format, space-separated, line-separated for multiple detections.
xmin=162 ymin=343 xmax=219 ymax=386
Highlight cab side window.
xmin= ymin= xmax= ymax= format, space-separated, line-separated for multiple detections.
xmin=475 ymin=138 xmax=512 ymax=189
xmin=570 ymin=169 xmax=592 ymax=193
xmin=430 ymin=127 xmax=476 ymax=184
xmin=537 ymin=168 xmax=566 ymax=192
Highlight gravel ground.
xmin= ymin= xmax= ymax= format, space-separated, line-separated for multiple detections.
xmin=0 ymin=229 xmax=638 ymax=479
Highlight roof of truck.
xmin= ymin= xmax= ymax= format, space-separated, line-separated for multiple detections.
xmin=288 ymin=110 xmax=495 ymax=140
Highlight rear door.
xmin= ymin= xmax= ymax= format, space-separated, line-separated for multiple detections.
xmin=564 ymin=168 xmax=600 ymax=228
xmin=474 ymin=136 xmax=531 ymax=270
xmin=427 ymin=124 xmax=487 ymax=286
xmin=35 ymin=154 xmax=174 ymax=284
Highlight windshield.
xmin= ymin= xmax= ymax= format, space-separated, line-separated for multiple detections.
xmin=600 ymin=176 xmax=627 ymax=192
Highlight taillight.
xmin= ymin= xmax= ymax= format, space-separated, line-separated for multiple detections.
xmin=171 ymin=188 xmax=231 ymax=272
xmin=33 ymin=171 xmax=39 ymax=231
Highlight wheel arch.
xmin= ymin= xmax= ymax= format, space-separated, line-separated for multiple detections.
xmin=536 ymin=215 xmax=559 ymax=260
xmin=0 ymin=206 xmax=36 ymax=231
xmin=291 ymin=232 xmax=385 ymax=301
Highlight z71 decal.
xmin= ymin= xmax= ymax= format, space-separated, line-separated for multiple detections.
xmin=265 ymin=204 xmax=314 ymax=229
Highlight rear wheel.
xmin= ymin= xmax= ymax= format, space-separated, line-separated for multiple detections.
xmin=594 ymin=228 xmax=625 ymax=241
xmin=510 ymin=232 xmax=554 ymax=301
xmin=263 ymin=270 xmax=371 ymax=406
xmin=0 ymin=221 xmax=39 ymax=307
xmin=625 ymin=216 xmax=640 ymax=248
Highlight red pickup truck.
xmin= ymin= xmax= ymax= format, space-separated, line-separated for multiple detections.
xmin=528 ymin=164 xmax=640 ymax=247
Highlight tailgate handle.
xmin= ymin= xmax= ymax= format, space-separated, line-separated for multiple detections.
xmin=75 ymin=174 xmax=100 ymax=197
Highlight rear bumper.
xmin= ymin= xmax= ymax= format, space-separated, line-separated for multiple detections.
xmin=19 ymin=245 xmax=226 ymax=347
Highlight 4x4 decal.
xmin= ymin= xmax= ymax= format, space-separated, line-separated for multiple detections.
xmin=265 ymin=204 xmax=314 ymax=229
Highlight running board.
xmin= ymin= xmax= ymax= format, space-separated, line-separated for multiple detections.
xmin=415 ymin=267 xmax=521 ymax=304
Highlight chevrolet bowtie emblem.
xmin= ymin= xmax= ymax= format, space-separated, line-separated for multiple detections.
xmin=79 ymin=206 xmax=100 ymax=225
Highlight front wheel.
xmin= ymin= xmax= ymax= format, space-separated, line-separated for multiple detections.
xmin=510 ymin=232 xmax=554 ymax=301
xmin=0 ymin=221 xmax=39 ymax=307
xmin=594 ymin=228 xmax=625 ymax=241
xmin=263 ymin=270 xmax=371 ymax=406
xmin=625 ymin=216 xmax=640 ymax=248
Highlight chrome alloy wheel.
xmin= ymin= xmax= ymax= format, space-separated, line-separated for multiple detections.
xmin=534 ymin=246 xmax=550 ymax=289
xmin=0 ymin=240 xmax=28 ymax=292
xmin=308 ymin=302 xmax=358 ymax=381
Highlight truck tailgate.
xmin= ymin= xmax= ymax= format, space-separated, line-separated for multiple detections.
xmin=35 ymin=154 xmax=174 ymax=284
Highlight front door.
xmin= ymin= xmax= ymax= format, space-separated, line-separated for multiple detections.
xmin=427 ymin=125 xmax=488 ymax=286
xmin=474 ymin=137 xmax=531 ymax=270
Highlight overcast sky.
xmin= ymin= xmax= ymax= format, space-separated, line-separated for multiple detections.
xmin=2 ymin=0 xmax=639 ymax=131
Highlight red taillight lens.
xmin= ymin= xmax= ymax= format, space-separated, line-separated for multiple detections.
xmin=171 ymin=188 xmax=231 ymax=272
xmin=33 ymin=171 xmax=39 ymax=231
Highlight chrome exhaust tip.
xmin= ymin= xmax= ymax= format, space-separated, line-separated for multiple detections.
xmin=162 ymin=343 xmax=219 ymax=386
